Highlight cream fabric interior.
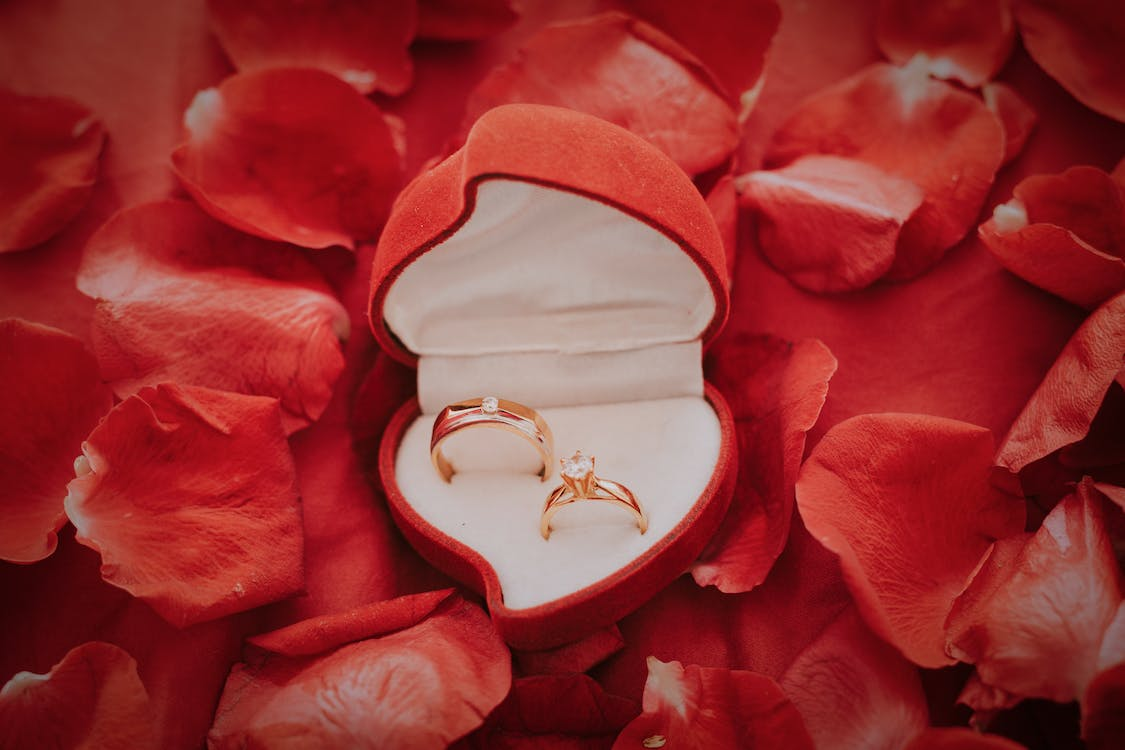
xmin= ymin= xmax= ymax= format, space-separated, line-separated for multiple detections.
xmin=385 ymin=178 xmax=723 ymax=611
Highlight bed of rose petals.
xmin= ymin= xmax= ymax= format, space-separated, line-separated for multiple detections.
xmin=1 ymin=0 xmax=1123 ymax=748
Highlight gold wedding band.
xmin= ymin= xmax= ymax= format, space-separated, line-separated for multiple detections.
xmin=430 ymin=396 xmax=554 ymax=483
xmin=541 ymin=452 xmax=647 ymax=539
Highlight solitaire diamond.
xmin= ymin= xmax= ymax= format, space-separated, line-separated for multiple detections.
xmin=481 ymin=396 xmax=499 ymax=414
xmin=561 ymin=452 xmax=594 ymax=479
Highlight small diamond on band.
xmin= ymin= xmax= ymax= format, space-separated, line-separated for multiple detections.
xmin=481 ymin=396 xmax=499 ymax=414
xmin=561 ymin=451 xmax=594 ymax=480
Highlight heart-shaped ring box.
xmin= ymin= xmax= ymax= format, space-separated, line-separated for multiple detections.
xmin=368 ymin=104 xmax=737 ymax=650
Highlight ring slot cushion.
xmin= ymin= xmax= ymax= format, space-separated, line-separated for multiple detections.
xmin=368 ymin=104 xmax=737 ymax=649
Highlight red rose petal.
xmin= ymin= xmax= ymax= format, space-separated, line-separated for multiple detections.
xmin=209 ymin=596 xmax=510 ymax=748
xmin=767 ymin=61 xmax=1004 ymax=280
xmin=1014 ymin=0 xmax=1125 ymax=122
xmin=704 ymin=172 xmax=738 ymax=281
xmin=613 ymin=658 xmax=815 ymax=750
xmin=0 ymin=88 xmax=104 ymax=253
xmin=0 ymin=642 xmax=155 ymax=749
xmin=946 ymin=481 xmax=1124 ymax=705
xmin=795 ymin=413 xmax=1026 ymax=667
xmin=416 ymin=0 xmax=519 ymax=41
xmin=0 ymin=319 xmax=111 ymax=563
xmin=982 ymin=82 xmax=1038 ymax=166
xmin=980 ymin=166 xmax=1125 ymax=310
xmin=461 ymin=12 xmax=739 ymax=176
xmin=1083 ymin=663 xmax=1125 ymax=750
xmin=64 ymin=383 xmax=304 ymax=628
xmin=996 ymin=291 xmax=1125 ymax=474
xmin=205 ymin=0 xmax=416 ymax=95
xmin=738 ymin=154 xmax=925 ymax=292
xmin=875 ymin=0 xmax=1015 ymax=87
xmin=171 ymin=68 xmax=402 ymax=250
xmin=77 ymin=200 xmax=348 ymax=435
xmin=248 ymin=589 xmax=456 ymax=657
xmin=513 ymin=624 xmax=625 ymax=676
xmin=905 ymin=728 xmax=1026 ymax=750
xmin=693 ymin=333 xmax=836 ymax=592
xmin=623 ymin=0 xmax=780 ymax=113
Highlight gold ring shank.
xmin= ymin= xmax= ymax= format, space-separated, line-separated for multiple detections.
xmin=430 ymin=397 xmax=554 ymax=483
xmin=541 ymin=476 xmax=648 ymax=539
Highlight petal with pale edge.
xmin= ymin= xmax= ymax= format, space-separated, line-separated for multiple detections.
xmin=64 ymin=383 xmax=303 ymax=628
xmin=737 ymin=154 xmax=925 ymax=292
xmin=416 ymin=0 xmax=518 ymax=41
xmin=1014 ymin=0 xmax=1125 ymax=122
xmin=209 ymin=596 xmax=510 ymax=749
xmin=77 ymin=200 xmax=348 ymax=435
xmin=613 ymin=658 xmax=815 ymax=750
xmin=982 ymin=82 xmax=1037 ymax=166
xmin=767 ymin=61 xmax=1004 ymax=280
xmin=876 ymin=0 xmax=1015 ymax=87
xmin=945 ymin=481 xmax=1124 ymax=705
xmin=172 ymin=68 xmax=402 ymax=250
xmin=0 ymin=319 xmax=112 ymax=563
xmin=0 ymin=642 xmax=155 ymax=749
xmin=795 ymin=413 xmax=1025 ymax=667
xmin=996 ymin=291 xmax=1125 ymax=473
xmin=0 ymin=88 xmax=104 ymax=253
xmin=205 ymin=0 xmax=415 ymax=95
xmin=979 ymin=166 xmax=1125 ymax=310
xmin=461 ymin=12 xmax=739 ymax=177
xmin=693 ymin=333 xmax=836 ymax=592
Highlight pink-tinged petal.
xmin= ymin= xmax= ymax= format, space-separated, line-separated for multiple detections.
xmin=795 ymin=413 xmax=1026 ymax=668
xmin=1083 ymin=663 xmax=1125 ymax=750
xmin=905 ymin=728 xmax=1026 ymax=750
xmin=738 ymin=154 xmax=925 ymax=292
xmin=623 ymin=0 xmax=780 ymax=114
xmin=613 ymin=658 xmax=815 ymax=750
xmin=693 ymin=333 xmax=836 ymax=592
xmin=1014 ymin=0 xmax=1125 ymax=122
xmin=0 ymin=642 xmax=155 ymax=749
xmin=982 ymin=82 xmax=1038 ymax=166
xmin=946 ymin=481 xmax=1124 ymax=705
xmin=248 ymin=590 xmax=456 ymax=657
xmin=514 ymin=625 xmax=625 ymax=676
xmin=0 ymin=319 xmax=111 ymax=563
xmin=77 ymin=200 xmax=348 ymax=435
xmin=205 ymin=0 xmax=416 ymax=95
xmin=416 ymin=0 xmax=519 ymax=41
xmin=209 ymin=596 xmax=511 ymax=748
xmin=63 ymin=383 xmax=304 ymax=628
xmin=767 ymin=61 xmax=1004 ymax=280
xmin=461 ymin=12 xmax=739 ymax=176
xmin=980 ymin=166 xmax=1125 ymax=310
xmin=997 ymin=291 xmax=1125 ymax=473
xmin=0 ymin=88 xmax=104 ymax=253
xmin=171 ymin=68 xmax=402 ymax=250
xmin=876 ymin=0 xmax=1015 ymax=87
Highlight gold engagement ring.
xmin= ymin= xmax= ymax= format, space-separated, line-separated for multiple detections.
xmin=430 ymin=396 xmax=554 ymax=483
xmin=541 ymin=451 xmax=647 ymax=539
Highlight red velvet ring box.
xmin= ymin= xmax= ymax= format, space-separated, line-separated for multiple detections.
xmin=367 ymin=104 xmax=737 ymax=650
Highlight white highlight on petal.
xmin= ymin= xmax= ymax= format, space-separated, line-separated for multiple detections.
xmin=184 ymin=88 xmax=224 ymax=140
xmin=646 ymin=656 xmax=689 ymax=718
xmin=0 ymin=670 xmax=50 ymax=699
xmin=341 ymin=69 xmax=377 ymax=90
xmin=72 ymin=115 xmax=96 ymax=138
xmin=992 ymin=200 xmax=1029 ymax=234
xmin=74 ymin=454 xmax=92 ymax=476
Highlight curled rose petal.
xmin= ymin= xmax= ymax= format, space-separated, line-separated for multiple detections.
xmin=0 ymin=319 xmax=112 ymax=563
xmin=1014 ymin=0 xmax=1125 ymax=122
xmin=64 ymin=383 xmax=304 ymax=628
xmin=205 ymin=0 xmax=415 ymax=95
xmin=982 ymin=82 xmax=1037 ymax=166
xmin=0 ymin=642 xmax=155 ymax=749
xmin=795 ymin=413 xmax=1026 ymax=668
xmin=209 ymin=596 xmax=510 ymax=748
xmin=767 ymin=61 xmax=1004 ymax=280
xmin=1083 ymin=663 xmax=1125 ymax=750
xmin=77 ymin=200 xmax=348 ymax=435
xmin=979 ymin=166 xmax=1125 ymax=310
xmin=513 ymin=624 xmax=625 ymax=676
xmin=875 ymin=0 xmax=1015 ymax=87
xmin=704 ymin=172 xmax=738 ymax=281
xmin=737 ymin=154 xmax=925 ymax=292
xmin=612 ymin=658 xmax=815 ymax=750
xmin=946 ymin=481 xmax=1124 ymax=705
xmin=416 ymin=0 xmax=518 ymax=41
xmin=0 ymin=87 xmax=104 ymax=253
xmin=693 ymin=333 xmax=836 ymax=592
xmin=171 ymin=68 xmax=402 ymax=250
xmin=461 ymin=12 xmax=739 ymax=176
xmin=996 ymin=291 xmax=1125 ymax=474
